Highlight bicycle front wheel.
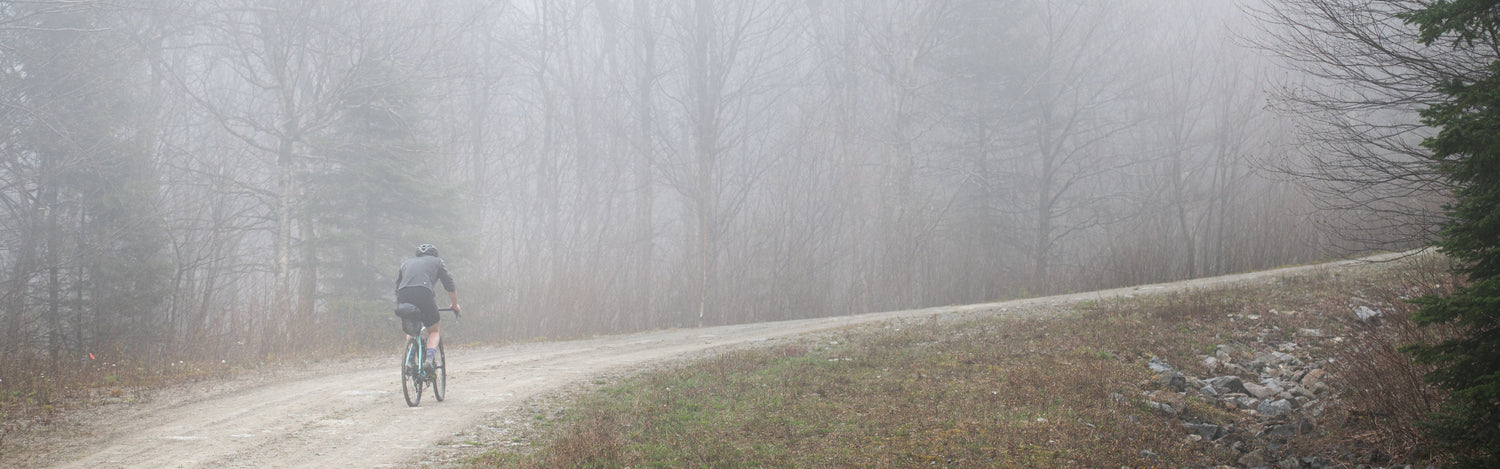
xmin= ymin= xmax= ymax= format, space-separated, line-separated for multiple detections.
xmin=432 ymin=342 xmax=446 ymax=401
xmin=401 ymin=339 xmax=423 ymax=407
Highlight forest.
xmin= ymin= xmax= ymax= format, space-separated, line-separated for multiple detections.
xmin=0 ymin=0 xmax=1435 ymax=365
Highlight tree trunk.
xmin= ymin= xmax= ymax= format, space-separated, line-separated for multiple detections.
xmin=298 ymin=210 xmax=317 ymax=326
xmin=274 ymin=139 xmax=294 ymax=351
xmin=633 ymin=0 xmax=656 ymax=331
xmin=45 ymin=185 xmax=61 ymax=368
xmin=691 ymin=0 xmax=717 ymax=327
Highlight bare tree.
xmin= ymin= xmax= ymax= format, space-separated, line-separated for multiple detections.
xmin=631 ymin=0 xmax=660 ymax=330
xmin=1248 ymin=0 xmax=1462 ymax=250
xmin=152 ymin=0 xmax=452 ymax=351
xmin=0 ymin=0 xmax=1404 ymax=360
xmin=995 ymin=0 xmax=1140 ymax=292
xmin=655 ymin=0 xmax=804 ymax=326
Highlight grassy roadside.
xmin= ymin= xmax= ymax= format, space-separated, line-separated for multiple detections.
xmin=467 ymin=254 xmax=1456 ymax=468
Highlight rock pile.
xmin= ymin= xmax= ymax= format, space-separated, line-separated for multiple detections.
xmin=1144 ymin=342 xmax=1340 ymax=469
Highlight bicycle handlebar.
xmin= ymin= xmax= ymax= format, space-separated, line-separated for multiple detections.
xmin=437 ymin=307 xmax=462 ymax=321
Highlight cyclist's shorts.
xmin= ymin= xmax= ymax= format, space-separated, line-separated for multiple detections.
xmin=395 ymin=287 xmax=441 ymax=328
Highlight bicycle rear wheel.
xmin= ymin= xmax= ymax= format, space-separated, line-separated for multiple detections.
xmin=401 ymin=339 xmax=423 ymax=407
xmin=432 ymin=342 xmax=446 ymax=401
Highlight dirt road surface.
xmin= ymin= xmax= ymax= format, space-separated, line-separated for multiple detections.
xmin=19 ymin=252 xmax=1415 ymax=468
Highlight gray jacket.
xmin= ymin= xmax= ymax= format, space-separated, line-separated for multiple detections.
xmin=395 ymin=255 xmax=456 ymax=293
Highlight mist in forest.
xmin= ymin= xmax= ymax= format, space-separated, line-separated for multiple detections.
xmin=0 ymin=0 xmax=1430 ymax=363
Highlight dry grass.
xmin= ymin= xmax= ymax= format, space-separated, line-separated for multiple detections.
xmin=1303 ymin=256 xmax=1460 ymax=462
xmin=469 ymin=254 xmax=1458 ymax=468
xmin=469 ymin=305 xmax=1231 ymax=466
xmin=475 ymin=323 xmax=1194 ymax=468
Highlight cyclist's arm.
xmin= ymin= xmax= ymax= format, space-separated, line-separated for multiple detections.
xmin=437 ymin=262 xmax=455 ymax=293
xmin=436 ymin=260 xmax=459 ymax=313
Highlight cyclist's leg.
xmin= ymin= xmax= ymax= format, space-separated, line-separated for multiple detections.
xmin=406 ymin=290 xmax=441 ymax=364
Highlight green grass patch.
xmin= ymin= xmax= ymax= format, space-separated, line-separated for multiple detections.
xmin=474 ymin=320 xmax=1209 ymax=467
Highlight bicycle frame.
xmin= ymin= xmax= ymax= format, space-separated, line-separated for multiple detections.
xmin=400 ymin=307 xmax=455 ymax=407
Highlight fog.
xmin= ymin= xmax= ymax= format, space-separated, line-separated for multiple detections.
xmin=0 ymin=0 xmax=1431 ymax=362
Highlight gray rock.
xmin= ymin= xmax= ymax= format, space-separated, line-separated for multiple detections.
xmin=1297 ymin=328 xmax=1324 ymax=337
xmin=1292 ymin=385 xmax=1316 ymax=399
xmin=1290 ymin=368 xmax=1308 ymax=383
xmin=1279 ymin=456 xmax=1303 ymax=469
xmin=1262 ymin=378 xmax=1287 ymax=394
xmin=1356 ymin=305 xmax=1383 ymax=321
xmin=1251 ymin=352 xmax=1295 ymax=370
xmin=1182 ymin=419 xmax=1230 ymax=437
xmin=1201 ymin=384 xmax=1219 ymax=398
xmin=1257 ymin=399 xmax=1294 ymax=417
xmin=1149 ymin=391 xmax=1186 ymax=414
xmin=1236 ymin=395 xmax=1261 ymax=409
xmin=1147 ymin=400 xmax=1175 ymax=414
xmin=1301 ymin=369 xmax=1326 ymax=388
xmin=1244 ymin=381 xmax=1276 ymax=399
xmin=1209 ymin=375 xmax=1250 ymax=395
xmin=1148 ymin=357 xmax=1174 ymax=373
xmin=1301 ymin=457 xmax=1333 ymax=469
xmin=1269 ymin=420 xmax=1315 ymax=438
xmin=1251 ymin=352 xmax=1272 ymax=369
xmin=1272 ymin=351 xmax=1301 ymax=367
xmin=1215 ymin=344 xmax=1232 ymax=360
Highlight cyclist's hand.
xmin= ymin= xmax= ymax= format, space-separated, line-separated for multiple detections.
xmin=451 ymin=304 xmax=461 ymax=315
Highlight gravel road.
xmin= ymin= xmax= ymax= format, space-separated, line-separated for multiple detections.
xmin=20 ymin=251 xmax=1416 ymax=468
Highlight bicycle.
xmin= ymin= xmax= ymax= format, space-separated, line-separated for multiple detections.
xmin=398 ymin=307 xmax=458 ymax=407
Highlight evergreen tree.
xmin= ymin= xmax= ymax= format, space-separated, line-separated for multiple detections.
xmin=1 ymin=3 xmax=170 ymax=359
xmin=304 ymin=56 xmax=464 ymax=304
xmin=1401 ymin=1 xmax=1500 ymax=466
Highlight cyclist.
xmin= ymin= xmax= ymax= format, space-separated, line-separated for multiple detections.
xmin=395 ymin=243 xmax=460 ymax=370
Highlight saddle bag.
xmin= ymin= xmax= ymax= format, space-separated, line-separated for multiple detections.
xmin=395 ymin=303 xmax=423 ymax=335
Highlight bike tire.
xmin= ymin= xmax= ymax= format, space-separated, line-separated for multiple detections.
xmin=401 ymin=339 xmax=422 ymax=407
xmin=432 ymin=342 xmax=446 ymax=402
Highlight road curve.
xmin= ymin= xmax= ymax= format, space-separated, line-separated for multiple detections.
xmin=30 ymin=251 xmax=1416 ymax=468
